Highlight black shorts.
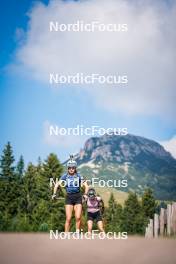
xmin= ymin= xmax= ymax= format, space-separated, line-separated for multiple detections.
xmin=65 ymin=192 xmax=82 ymax=205
xmin=87 ymin=211 xmax=102 ymax=223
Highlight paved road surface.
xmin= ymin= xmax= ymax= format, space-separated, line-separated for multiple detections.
xmin=0 ymin=233 xmax=176 ymax=264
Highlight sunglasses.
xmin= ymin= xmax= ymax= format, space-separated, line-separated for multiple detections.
xmin=68 ymin=167 xmax=76 ymax=170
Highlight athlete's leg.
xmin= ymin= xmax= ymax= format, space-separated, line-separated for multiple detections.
xmin=65 ymin=204 xmax=74 ymax=232
xmin=74 ymin=204 xmax=82 ymax=231
xmin=87 ymin=220 xmax=93 ymax=233
xmin=97 ymin=220 xmax=105 ymax=232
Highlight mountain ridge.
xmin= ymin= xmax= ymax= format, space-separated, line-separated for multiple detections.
xmin=65 ymin=134 xmax=176 ymax=200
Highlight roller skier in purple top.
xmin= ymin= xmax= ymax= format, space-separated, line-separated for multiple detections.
xmin=83 ymin=188 xmax=105 ymax=233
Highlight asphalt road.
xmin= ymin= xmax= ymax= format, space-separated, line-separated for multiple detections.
xmin=0 ymin=233 xmax=176 ymax=264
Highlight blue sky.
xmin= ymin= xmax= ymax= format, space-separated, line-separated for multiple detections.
xmin=0 ymin=0 xmax=176 ymax=164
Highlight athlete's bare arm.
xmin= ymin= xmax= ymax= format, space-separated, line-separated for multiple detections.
xmin=82 ymin=180 xmax=89 ymax=194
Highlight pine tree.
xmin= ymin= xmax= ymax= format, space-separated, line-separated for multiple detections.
xmin=48 ymin=199 xmax=65 ymax=231
xmin=0 ymin=142 xmax=19 ymax=230
xmin=16 ymin=155 xmax=25 ymax=179
xmin=22 ymin=163 xmax=39 ymax=222
xmin=142 ymin=188 xmax=156 ymax=219
xmin=43 ymin=153 xmax=64 ymax=197
xmin=0 ymin=142 xmax=15 ymax=179
xmin=43 ymin=153 xmax=64 ymax=180
xmin=105 ymin=193 xmax=122 ymax=232
xmin=18 ymin=162 xmax=45 ymax=230
xmin=121 ymin=192 xmax=145 ymax=234
xmin=15 ymin=155 xmax=26 ymax=229
xmin=32 ymin=199 xmax=50 ymax=231
xmin=42 ymin=154 xmax=65 ymax=231
xmin=0 ymin=147 xmax=66 ymax=231
xmin=36 ymin=157 xmax=50 ymax=201
xmin=20 ymin=155 xmax=65 ymax=231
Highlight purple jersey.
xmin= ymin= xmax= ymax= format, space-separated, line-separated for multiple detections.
xmin=84 ymin=195 xmax=102 ymax=213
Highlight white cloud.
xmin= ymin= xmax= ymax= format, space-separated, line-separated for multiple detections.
xmin=15 ymin=0 xmax=176 ymax=119
xmin=160 ymin=135 xmax=176 ymax=159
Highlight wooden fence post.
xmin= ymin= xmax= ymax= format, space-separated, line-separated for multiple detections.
xmin=167 ymin=204 xmax=172 ymax=236
xmin=171 ymin=202 xmax=176 ymax=235
xmin=160 ymin=208 xmax=164 ymax=236
xmin=154 ymin=213 xmax=159 ymax=238
xmin=145 ymin=226 xmax=149 ymax=238
xmin=145 ymin=203 xmax=176 ymax=238
xmin=145 ymin=219 xmax=153 ymax=238
xmin=149 ymin=219 xmax=153 ymax=238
